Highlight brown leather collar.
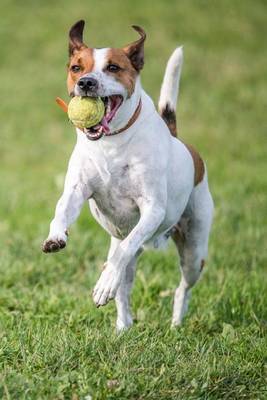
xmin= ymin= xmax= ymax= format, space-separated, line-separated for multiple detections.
xmin=105 ymin=98 xmax=142 ymax=137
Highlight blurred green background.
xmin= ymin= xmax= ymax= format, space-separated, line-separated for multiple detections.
xmin=0 ymin=0 xmax=266 ymax=399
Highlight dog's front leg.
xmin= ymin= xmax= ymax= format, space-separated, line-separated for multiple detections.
xmin=42 ymin=164 xmax=91 ymax=253
xmin=93 ymin=201 xmax=166 ymax=307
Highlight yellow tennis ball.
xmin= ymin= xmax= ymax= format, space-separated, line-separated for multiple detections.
xmin=68 ymin=96 xmax=105 ymax=129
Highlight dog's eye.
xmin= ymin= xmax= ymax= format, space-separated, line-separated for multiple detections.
xmin=71 ymin=65 xmax=81 ymax=73
xmin=106 ymin=64 xmax=121 ymax=73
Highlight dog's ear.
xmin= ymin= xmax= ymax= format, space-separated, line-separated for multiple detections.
xmin=123 ymin=25 xmax=146 ymax=72
xmin=69 ymin=20 xmax=86 ymax=56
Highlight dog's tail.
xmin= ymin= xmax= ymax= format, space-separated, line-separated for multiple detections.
xmin=158 ymin=46 xmax=183 ymax=137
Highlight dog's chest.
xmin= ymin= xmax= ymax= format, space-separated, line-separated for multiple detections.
xmin=89 ymin=158 xmax=141 ymax=238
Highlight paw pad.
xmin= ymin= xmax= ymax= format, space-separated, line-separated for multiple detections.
xmin=42 ymin=239 xmax=66 ymax=253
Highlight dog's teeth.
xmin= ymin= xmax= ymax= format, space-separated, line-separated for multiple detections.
xmin=106 ymin=98 xmax=111 ymax=114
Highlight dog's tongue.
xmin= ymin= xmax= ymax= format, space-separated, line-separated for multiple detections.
xmin=99 ymin=96 xmax=122 ymax=134
xmin=90 ymin=96 xmax=122 ymax=135
xmin=91 ymin=116 xmax=110 ymax=135
xmin=100 ymin=116 xmax=110 ymax=133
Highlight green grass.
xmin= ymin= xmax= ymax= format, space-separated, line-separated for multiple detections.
xmin=0 ymin=0 xmax=267 ymax=398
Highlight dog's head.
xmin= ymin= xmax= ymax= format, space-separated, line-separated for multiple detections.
xmin=67 ymin=20 xmax=146 ymax=139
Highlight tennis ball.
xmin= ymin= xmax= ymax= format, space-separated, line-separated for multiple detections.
xmin=68 ymin=96 xmax=105 ymax=129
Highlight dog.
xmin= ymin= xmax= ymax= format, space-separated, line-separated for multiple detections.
xmin=42 ymin=20 xmax=214 ymax=331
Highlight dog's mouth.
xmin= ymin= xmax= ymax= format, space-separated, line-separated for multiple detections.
xmin=84 ymin=95 xmax=123 ymax=140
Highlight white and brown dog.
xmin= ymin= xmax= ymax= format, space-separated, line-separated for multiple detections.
xmin=42 ymin=20 xmax=214 ymax=331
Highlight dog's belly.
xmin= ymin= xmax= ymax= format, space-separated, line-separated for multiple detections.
xmin=89 ymin=193 xmax=140 ymax=239
xmin=89 ymin=190 xmax=190 ymax=243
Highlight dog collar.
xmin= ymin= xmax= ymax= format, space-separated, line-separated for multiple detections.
xmin=104 ymin=99 xmax=142 ymax=136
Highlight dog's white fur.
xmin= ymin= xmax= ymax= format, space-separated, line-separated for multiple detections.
xmin=44 ymin=46 xmax=214 ymax=330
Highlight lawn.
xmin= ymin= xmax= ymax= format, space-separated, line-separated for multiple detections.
xmin=0 ymin=0 xmax=266 ymax=398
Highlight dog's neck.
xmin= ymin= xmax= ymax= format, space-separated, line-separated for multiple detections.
xmin=108 ymin=77 xmax=142 ymax=133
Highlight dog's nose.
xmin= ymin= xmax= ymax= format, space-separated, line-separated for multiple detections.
xmin=77 ymin=77 xmax=98 ymax=91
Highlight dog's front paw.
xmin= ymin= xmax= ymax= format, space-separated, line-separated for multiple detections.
xmin=93 ymin=264 xmax=122 ymax=307
xmin=42 ymin=236 xmax=67 ymax=253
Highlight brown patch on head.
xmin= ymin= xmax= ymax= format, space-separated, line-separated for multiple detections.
xmin=160 ymin=103 xmax=177 ymax=137
xmin=105 ymin=48 xmax=138 ymax=97
xmin=67 ymin=20 xmax=95 ymax=95
xmin=184 ymin=143 xmax=205 ymax=186
xmin=67 ymin=47 xmax=94 ymax=95
xmin=104 ymin=26 xmax=146 ymax=98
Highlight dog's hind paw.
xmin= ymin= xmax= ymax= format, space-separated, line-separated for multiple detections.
xmin=42 ymin=238 xmax=66 ymax=253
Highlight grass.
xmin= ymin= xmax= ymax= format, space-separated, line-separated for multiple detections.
xmin=0 ymin=0 xmax=267 ymax=398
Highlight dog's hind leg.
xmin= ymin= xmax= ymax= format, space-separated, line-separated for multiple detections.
xmin=115 ymin=256 xmax=137 ymax=332
xmin=171 ymin=174 xmax=214 ymax=327
xmin=106 ymin=237 xmax=138 ymax=332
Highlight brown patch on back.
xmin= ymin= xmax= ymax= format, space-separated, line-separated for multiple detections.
xmin=184 ymin=143 xmax=205 ymax=186
xmin=160 ymin=104 xmax=204 ymax=186
xmin=106 ymin=48 xmax=138 ymax=97
xmin=160 ymin=103 xmax=177 ymax=137
xmin=67 ymin=47 xmax=94 ymax=95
